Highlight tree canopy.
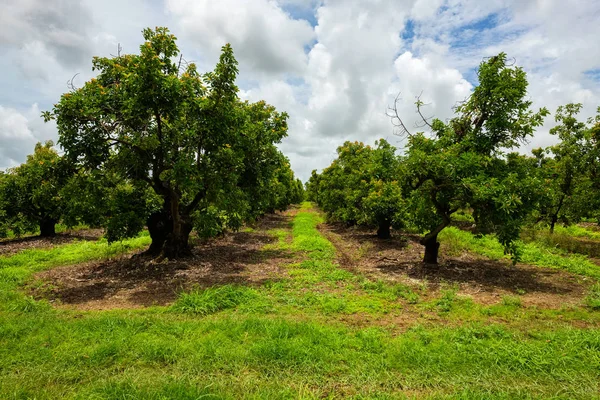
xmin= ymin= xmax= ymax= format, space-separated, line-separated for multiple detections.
xmin=0 ymin=141 xmax=70 ymax=237
xmin=43 ymin=27 xmax=300 ymax=258
xmin=309 ymin=139 xmax=405 ymax=239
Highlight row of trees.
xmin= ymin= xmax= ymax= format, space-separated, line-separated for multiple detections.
xmin=1 ymin=27 xmax=304 ymax=258
xmin=308 ymin=54 xmax=600 ymax=265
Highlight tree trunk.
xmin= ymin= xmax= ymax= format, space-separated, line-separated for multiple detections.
xmin=145 ymin=195 xmax=193 ymax=259
xmin=549 ymin=216 xmax=557 ymax=234
xmin=550 ymin=195 xmax=565 ymax=235
xmin=163 ymin=220 xmax=193 ymax=259
xmin=146 ymin=211 xmax=170 ymax=256
xmin=422 ymin=233 xmax=440 ymax=264
xmin=39 ymin=217 xmax=57 ymax=237
xmin=377 ymin=220 xmax=391 ymax=239
xmin=160 ymin=192 xmax=193 ymax=259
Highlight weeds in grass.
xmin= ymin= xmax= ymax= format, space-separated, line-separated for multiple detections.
xmin=434 ymin=288 xmax=458 ymax=313
xmin=501 ymin=295 xmax=522 ymax=308
xmin=522 ymin=226 xmax=600 ymax=258
xmin=440 ymin=227 xmax=600 ymax=280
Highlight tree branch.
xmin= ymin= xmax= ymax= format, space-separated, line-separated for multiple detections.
xmin=415 ymin=91 xmax=434 ymax=130
xmin=386 ymin=93 xmax=413 ymax=138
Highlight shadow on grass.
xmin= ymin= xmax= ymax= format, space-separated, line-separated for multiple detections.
xmin=377 ymin=258 xmax=581 ymax=295
xmin=30 ymin=213 xmax=294 ymax=308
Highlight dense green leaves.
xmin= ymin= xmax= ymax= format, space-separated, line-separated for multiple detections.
xmin=309 ymin=139 xmax=405 ymax=238
xmin=43 ymin=27 xmax=301 ymax=257
xmin=0 ymin=142 xmax=70 ymax=237
xmin=312 ymin=53 xmax=560 ymax=265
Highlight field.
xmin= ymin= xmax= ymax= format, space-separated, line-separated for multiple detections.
xmin=1 ymin=202 xmax=600 ymax=399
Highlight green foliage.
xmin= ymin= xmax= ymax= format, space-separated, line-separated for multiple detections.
xmin=0 ymin=141 xmax=70 ymax=237
xmin=309 ymin=139 xmax=405 ymax=238
xmin=529 ymin=104 xmax=600 ymax=231
xmin=44 ymin=27 xmax=300 ymax=256
xmin=399 ymin=53 xmax=548 ymax=263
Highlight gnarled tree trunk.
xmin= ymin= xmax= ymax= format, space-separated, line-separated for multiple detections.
xmin=145 ymin=195 xmax=193 ymax=259
xmin=146 ymin=211 xmax=170 ymax=256
xmin=419 ymin=217 xmax=450 ymax=265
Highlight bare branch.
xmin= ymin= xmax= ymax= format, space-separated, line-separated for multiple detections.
xmin=67 ymin=73 xmax=80 ymax=91
xmin=386 ymin=93 xmax=413 ymax=138
xmin=414 ymin=91 xmax=434 ymax=130
xmin=177 ymin=54 xmax=183 ymax=77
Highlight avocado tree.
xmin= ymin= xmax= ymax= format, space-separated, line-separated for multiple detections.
xmin=312 ymin=139 xmax=405 ymax=238
xmin=0 ymin=141 xmax=70 ymax=237
xmin=392 ymin=53 xmax=548 ymax=264
xmin=531 ymin=104 xmax=588 ymax=232
xmin=44 ymin=27 xmax=292 ymax=258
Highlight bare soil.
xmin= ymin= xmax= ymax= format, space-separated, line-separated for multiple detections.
xmin=319 ymin=222 xmax=592 ymax=309
xmin=29 ymin=212 xmax=295 ymax=310
xmin=26 ymin=208 xmax=594 ymax=312
xmin=0 ymin=229 xmax=104 ymax=257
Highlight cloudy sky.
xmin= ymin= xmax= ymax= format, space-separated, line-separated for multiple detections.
xmin=1 ymin=0 xmax=599 ymax=181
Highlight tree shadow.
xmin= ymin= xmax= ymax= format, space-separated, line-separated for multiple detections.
xmin=377 ymin=258 xmax=581 ymax=295
xmin=31 ymin=213 xmax=295 ymax=308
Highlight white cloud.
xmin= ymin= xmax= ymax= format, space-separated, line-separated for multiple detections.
xmin=0 ymin=104 xmax=56 ymax=168
xmin=0 ymin=0 xmax=599 ymax=181
xmin=165 ymin=0 xmax=316 ymax=77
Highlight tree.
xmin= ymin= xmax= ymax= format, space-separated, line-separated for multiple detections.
xmin=311 ymin=139 xmax=405 ymax=239
xmin=391 ymin=53 xmax=548 ymax=264
xmin=529 ymin=105 xmax=600 ymax=230
xmin=0 ymin=141 xmax=70 ymax=237
xmin=44 ymin=27 xmax=293 ymax=258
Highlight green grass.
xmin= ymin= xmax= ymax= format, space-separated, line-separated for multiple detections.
xmin=558 ymin=224 xmax=600 ymax=240
xmin=1 ymin=202 xmax=600 ymax=398
xmin=440 ymin=226 xmax=600 ymax=280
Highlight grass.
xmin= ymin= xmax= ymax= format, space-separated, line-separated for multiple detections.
xmin=1 ymin=202 xmax=600 ymax=398
xmin=440 ymin=226 xmax=600 ymax=280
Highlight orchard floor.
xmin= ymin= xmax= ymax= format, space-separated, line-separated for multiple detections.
xmin=0 ymin=228 xmax=103 ymax=257
xmin=28 ymin=209 xmax=590 ymax=312
xmin=29 ymin=213 xmax=295 ymax=310
xmin=320 ymin=223 xmax=591 ymax=309
xmin=2 ymin=202 xmax=600 ymax=399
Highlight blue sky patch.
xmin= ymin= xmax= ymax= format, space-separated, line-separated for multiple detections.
xmin=584 ymin=68 xmax=600 ymax=82
xmin=282 ymin=3 xmax=318 ymax=27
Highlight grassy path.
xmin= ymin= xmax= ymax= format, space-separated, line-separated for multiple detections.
xmin=1 ymin=203 xmax=600 ymax=398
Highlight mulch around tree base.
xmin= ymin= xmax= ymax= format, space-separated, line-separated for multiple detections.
xmin=319 ymin=222 xmax=592 ymax=309
xmin=29 ymin=212 xmax=295 ymax=310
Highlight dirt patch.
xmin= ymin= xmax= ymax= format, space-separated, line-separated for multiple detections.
xmin=320 ymin=223 xmax=592 ymax=309
xmin=0 ymin=229 xmax=104 ymax=257
xmin=29 ymin=212 xmax=295 ymax=310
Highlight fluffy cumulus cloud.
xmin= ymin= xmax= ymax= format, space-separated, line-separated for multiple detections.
xmin=0 ymin=104 xmax=57 ymax=167
xmin=1 ymin=0 xmax=599 ymax=180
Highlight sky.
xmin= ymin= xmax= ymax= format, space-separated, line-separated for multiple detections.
xmin=1 ymin=0 xmax=599 ymax=181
